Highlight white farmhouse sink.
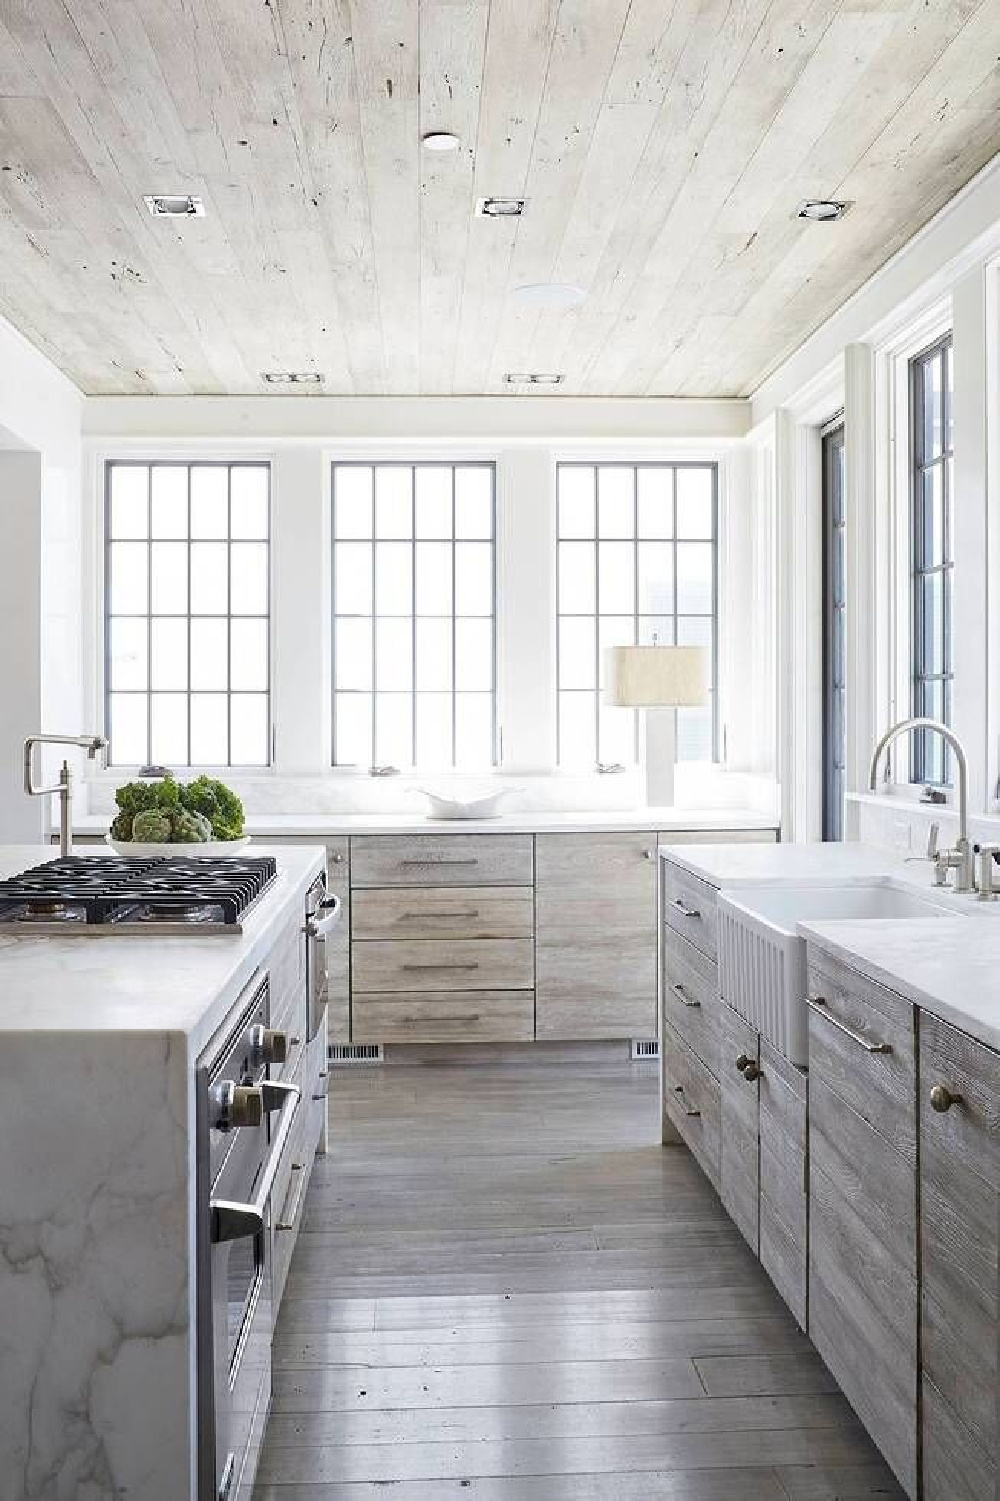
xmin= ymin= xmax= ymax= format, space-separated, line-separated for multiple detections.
xmin=717 ymin=881 xmax=953 ymax=1066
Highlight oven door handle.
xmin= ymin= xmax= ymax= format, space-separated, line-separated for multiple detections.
xmin=210 ymin=1083 xmax=301 ymax=1244
xmin=306 ymin=895 xmax=341 ymax=940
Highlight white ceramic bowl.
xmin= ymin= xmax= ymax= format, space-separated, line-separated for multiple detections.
xmin=105 ymin=834 xmax=252 ymax=858
xmin=416 ymin=787 xmax=518 ymax=820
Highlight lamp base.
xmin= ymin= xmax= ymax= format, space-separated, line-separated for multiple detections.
xmin=642 ymin=707 xmax=677 ymax=807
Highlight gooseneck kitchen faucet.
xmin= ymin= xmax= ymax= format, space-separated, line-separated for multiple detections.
xmin=23 ymin=733 xmax=109 ymax=857
xmin=868 ymin=716 xmax=974 ymax=892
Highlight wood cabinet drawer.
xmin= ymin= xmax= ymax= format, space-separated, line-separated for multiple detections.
xmin=922 ymin=1376 xmax=995 ymax=1501
xmin=719 ymin=1005 xmax=759 ymax=1253
xmin=919 ymin=1013 xmax=999 ymax=1467
xmin=662 ymin=1020 xmax=721 ymax=1192
xmin=352 ymin=938 xmax=534 ymax=993
xmin=350 ymin=834 xmax=533 ymax=888
xmin=806 ymin=949 xmax=916 ymax=1161
xmin=352 ymin=991 xmax=534 ymax=1043
xmin=662 ymin=862 xmax=718 ymax=961
xmin=352 ymin=886 xmax=534 ymax=940
xmin=662 ymin=935 xmax=720 ymax=1077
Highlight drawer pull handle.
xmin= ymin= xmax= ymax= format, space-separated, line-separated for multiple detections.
xmin=276 ymin=1162 xmax=306 ymax=1232
xmin=401 ymin=962 xmax=480 ymax=972
xmin=400 ymin=858 xmax=480 ymax=867
xmin=401 ymin=910 xmax=481 ymax=921
xmin=929 ymin=1084 xmax=964 ymax=1113
xmin=671 ymin=896 xmax=701 ymax=920
xmin=671 ymin=981 xmax=701 ymax=1009
xmin=672 ymin=1083 xmax=701 ymax=1118
xmin=806 ymin=997 xmax=892 ymax=1055
xmin=403 ymin=1013 xmax=480 ymax=1024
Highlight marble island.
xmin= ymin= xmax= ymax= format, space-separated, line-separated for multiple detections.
xmin=0 ymin=844 xmax=326 ymax=1501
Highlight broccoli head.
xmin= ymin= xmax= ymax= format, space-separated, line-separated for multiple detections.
xmin=179 ymin=776 xmax=245 ymax=840
xmin=131 ymin=809 xmax=173 ymax=843
xmin=170 ymin=808 xmax=212 ymax=844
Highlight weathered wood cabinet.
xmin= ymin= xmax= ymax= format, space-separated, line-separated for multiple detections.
xmin=535 ymin=832 xmax=658 ymax=1040
xmin=806 ymin=949 xmax=919 ymax=1501
xmin=919 ymin=1011 xmax=999 ymax=1501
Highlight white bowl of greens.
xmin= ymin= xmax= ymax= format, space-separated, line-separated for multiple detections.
xmin=106 ymin=774 xmax=251 ymax=856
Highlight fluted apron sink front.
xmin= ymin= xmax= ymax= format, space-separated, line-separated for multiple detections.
xmin=717 ymin=880 xmax=953 ymax=1066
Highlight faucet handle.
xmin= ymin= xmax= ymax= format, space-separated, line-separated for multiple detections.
xmin=926 ymin=823 xmax=940 ymax=860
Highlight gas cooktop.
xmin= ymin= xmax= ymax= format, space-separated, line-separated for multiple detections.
xmin=0 ymin=855 xmax=279 ymax=933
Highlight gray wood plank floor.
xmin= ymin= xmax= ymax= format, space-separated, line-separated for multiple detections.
xmin=255 ymin=1053 xmax=903 ymax=1500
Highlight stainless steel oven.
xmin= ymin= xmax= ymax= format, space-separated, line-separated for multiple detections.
xmin=305 ymin=873 xmax=340 ymax=1041
xmin=196 ymin=972 xmax=299 ymax=1500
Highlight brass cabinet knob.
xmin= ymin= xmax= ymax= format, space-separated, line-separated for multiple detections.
xmin=930 ymin=1083 xmax=963 ymax=1113
xmin=735 ymin=1053 xmax=751 ymax=1073
xmin=742 ymin=1060 xmax=761 ymax=1082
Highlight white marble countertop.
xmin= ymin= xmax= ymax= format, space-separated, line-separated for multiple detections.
xmin=659 ymin=838 xmax=1000 ymax=1052
xmin=73 ymin=806 xmax=779 ymax=838
xmin=0 ymin=844 xmax=326 ymax=1052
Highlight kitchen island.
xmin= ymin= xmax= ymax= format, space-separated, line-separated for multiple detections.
xmin=0 ymin=844 xmax=326 ymax=1501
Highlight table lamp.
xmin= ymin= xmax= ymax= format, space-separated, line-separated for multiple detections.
xmin=603 ymin=644 xmax=708 ymax=806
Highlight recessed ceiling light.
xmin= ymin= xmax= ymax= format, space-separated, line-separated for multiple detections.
xmin=261 ymin=371 xmax=325 ymax=385
xmin=513 ymin=282 xmax=586 ymax=310
xmin=503 ymin=372 xmax=565 ymax=386
xmin=796 ymin=199 xmax=851 ymax=223
xmin=477 ymin=197 xmax=525 ymax=218
xmin=144 ymin=194 xmax=205 ymax=218
xmin=422 ymin=131 xmax=460 ymax=152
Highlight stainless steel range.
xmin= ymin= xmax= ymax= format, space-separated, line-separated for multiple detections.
xmin=196 ymin=972 xmax=299 ymax=1501
xmin=0 ymin=855 xmax=278 ymax=933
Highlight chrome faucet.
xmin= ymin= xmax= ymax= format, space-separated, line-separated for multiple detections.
xmin=24 ymin=733 xmax=108 ymax=857
xmin=868 ymin=717 xmax=974 ymax=893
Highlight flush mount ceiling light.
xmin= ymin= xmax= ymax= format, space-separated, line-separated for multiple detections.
xmin=422 ymin=131 xmax=460 ymax=152
xmin=476 ymin=196 xmax=525 ymax=218
xmin=143 ymin=194 xmax=205 ymax=218
xmin=261 ymin=371 xmax=325 ymax=385
xmin=795 ymin=198 xmax=852 ymax=222
xmin=503 ymin=372 xmax=565 ymax=386
xmin=513 ymin=282 xmax=586 ymax=310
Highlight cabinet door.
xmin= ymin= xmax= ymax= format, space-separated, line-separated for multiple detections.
xmin=719 ymin=1004 xmax=759 ymax=1254
xmin=919 ymin=1012 xmax=999 ymax=1498
xmin=806 ymin=951 xmax=918 ymax=1500
xmin=535 ymin=833 xmax=657 ymax=1039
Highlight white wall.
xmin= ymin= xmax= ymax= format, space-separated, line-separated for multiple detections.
xmin=0 ymin=314 xmax=84 ymax=841
xmin=747 ymin=148 xmax=1000 ymax=850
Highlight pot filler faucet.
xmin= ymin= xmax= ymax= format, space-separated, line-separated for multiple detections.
xmin=868 ymin=717 xmax=974 ymax=893
xmin=24 ymin=733 xmax=109 ymax=857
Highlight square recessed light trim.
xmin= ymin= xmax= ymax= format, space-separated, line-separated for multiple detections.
xmin=144 ymin=194 xmax=205 ymax=218
xmin=261 ymin=371 xmax=326 ymax=385
xmin=477 ymin=196 xmax=525 ymax=218
xmin=503 ymin=372 xmax=565 ymax=386
xmin=795 ymin=198 xmax=852 ymax=222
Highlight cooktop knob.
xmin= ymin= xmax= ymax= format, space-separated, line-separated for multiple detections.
xmin=210 ymin=1080 xmax=264 ymax=1131
xmin=249 ymin=1024 xmax=288 ymax=1067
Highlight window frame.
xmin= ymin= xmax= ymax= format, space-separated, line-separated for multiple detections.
xmin=554 ymin=460 xmax=720 ymax=768
xmin=908 ymin=332 xmax=954 ymax=786
xmin=103 ymin=458 xmax=273 ymax=770
xmin=821 ymin=420 xmax=846 ymax=840
xmin=330 ymin=458 xmax=499 ymax=771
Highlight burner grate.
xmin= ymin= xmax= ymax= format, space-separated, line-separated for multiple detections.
xmin=0 ymin=855 xmax=278 ymax=927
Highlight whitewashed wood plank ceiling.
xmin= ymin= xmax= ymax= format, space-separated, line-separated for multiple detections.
xmin=0 ymin=0 xmax=997 ymax=396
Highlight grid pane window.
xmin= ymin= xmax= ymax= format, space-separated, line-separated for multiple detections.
xmin=910 ymin=336 xmax=954 ymax=785
xmin=332 ymin=463 xmax=497 ymax=769
xmin=105 ymin=462 xmax=270 ymax=767
xmin=556 ymin=463 xmax=718 ymax=767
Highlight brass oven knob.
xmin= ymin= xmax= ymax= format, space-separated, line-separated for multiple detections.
xmin=930 ymin=1084 xmax=963 ymax=1113
xmin=250 ymin=1024 xmax=288 ymax=1067
xmin=211 ymin=1081 xmax=264 ymax=1131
